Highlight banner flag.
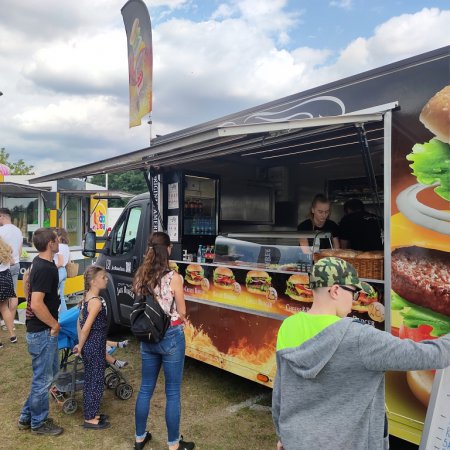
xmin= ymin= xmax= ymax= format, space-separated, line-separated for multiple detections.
xmin=121 ymin=0 xmax=153 ymax=128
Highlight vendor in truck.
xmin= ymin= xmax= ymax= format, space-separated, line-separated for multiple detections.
xmin=338 ymin=198 xmax=383 ymax=251
xmin=297 ymin=194 xmax=340 ymax=250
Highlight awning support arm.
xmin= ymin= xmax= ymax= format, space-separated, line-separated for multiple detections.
xmin=355 ymin=123 xmax=384 ymax=240
xmin=142 ymin=168 xmax=165 ymax=231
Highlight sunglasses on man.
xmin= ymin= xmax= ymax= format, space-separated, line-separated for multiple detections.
xmin=339 ymin=285 xmax=361 ymax=302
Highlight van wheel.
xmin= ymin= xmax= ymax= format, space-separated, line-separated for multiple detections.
xmin=103 ymin=293 xmax=120 ymax=334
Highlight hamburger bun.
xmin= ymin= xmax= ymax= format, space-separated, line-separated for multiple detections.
xmin=246 ymin=270 xmax=270 ymax=278
xmin=287 ymin=274 xmax=309 ymax=284
xmin=186 ymin=264 xmax=202 ymax=273
xmin=214 ymin=266 xmax=234 ymax=277
xmin=406 ymin=369 xmax=435 ymax=407
xmin=356 ymin=251 xmax=384 ymax=259
xmin=419 ymin=85 xmax=450 ymax=144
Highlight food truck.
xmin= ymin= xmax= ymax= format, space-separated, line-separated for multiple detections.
xmin=0 ymin=174 xmax=131 ymax=298
xmin=32 ymin=46 xmax=450 ymax=444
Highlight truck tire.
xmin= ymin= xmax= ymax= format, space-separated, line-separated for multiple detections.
xmin=104 ymin=293 xmax=120 ymax=334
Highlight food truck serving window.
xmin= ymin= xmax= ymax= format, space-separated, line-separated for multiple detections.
xmin=213 ymin=233 xmax=331 ymax=273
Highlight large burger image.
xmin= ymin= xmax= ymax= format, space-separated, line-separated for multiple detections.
xmin=245 ymin=270 xmax=272 ymax=295
xmin=213 ymin=266 xmax=235 ymax=290
xmin=185 ymin=264 xmax=204 ymax=285
xmin=285 ymin=274 xmax=313 ymax=302
xmin=392 ymin=85 xmax=450 ymax=407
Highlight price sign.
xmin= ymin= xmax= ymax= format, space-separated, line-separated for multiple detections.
xmin=420 ymin=368 xmax=450 ymax=450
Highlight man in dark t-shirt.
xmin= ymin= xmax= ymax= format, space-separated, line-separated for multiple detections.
xmin=339 ymin=199 xmax=383 ymax=251
xmin=19 ymin=228 xmax=64 ymax=436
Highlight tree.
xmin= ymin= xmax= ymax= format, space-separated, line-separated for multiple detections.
xmin=0 ymin=148 xmax=34 ymax=175
xmin=90 ymin=170 xmax=147 ymax=194
xmin=90 ymin=170 xmax=147 ymax=207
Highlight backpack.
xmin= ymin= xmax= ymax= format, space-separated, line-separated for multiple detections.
xmin=130 ymin=293 xmax=175 ymax=343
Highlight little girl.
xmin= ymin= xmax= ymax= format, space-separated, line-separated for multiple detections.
xmin=74 ymin=265 xmax=110 ymax=430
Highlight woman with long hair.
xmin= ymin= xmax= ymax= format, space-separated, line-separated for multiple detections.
xmin=0 ymin=236 xmax=17 ymax=346
xmin=297 ymin=193 xmax=340 ymax=249
xmin=53 ymin=228 xmax=71 ymax=315
xmin=133 ymin=232 xmax=194 ymax=450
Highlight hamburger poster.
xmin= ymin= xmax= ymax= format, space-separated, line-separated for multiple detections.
xmin=171 ymin=258 xmax=384 ymax=386
xmin=389 ymin=86 xmax=450 ymax=422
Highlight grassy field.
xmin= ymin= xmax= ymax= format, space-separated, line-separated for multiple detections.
xmin=0 ymin=323 xmax=275 ymax=450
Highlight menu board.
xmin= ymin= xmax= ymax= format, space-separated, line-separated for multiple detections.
xmin=168 ymin=182 xmax=179 ymax=210
xmin=420 ymin=368 xmax=450 ymax=450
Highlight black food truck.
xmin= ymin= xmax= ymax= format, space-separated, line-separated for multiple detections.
xmin=32 ymin=46 xmax=450 ymax=445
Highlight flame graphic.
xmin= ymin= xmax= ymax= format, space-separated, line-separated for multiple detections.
xmin=184 ymin=323 xmax=277 ymax=378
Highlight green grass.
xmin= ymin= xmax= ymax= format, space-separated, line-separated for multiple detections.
xmin=1 ymin=324 xmax=276 ymax=450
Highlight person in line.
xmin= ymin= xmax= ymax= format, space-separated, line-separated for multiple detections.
xmin=133 ymin=232 xmax=195 ymax=450
xmin=0 ymin=236 xmax=17 ymax=346
xmin=106 ymin=339 xmax=129 ymax=369
xmin=0 ymin=208 xmax=23 ymax=331
xmin=272 ymin=257 xmax=450 ymax=450
xmin=297 ymin=194 xmax=340 ymax=250
xmin=18 ymin=228 xmax=64 ymax=436
xmin=339 ymin=198 xmax=383 ymax=251
xmin=73 ymin=265 xmax=111 ymax=430
xmin=54 ymin=228 xmax=71 ymax=315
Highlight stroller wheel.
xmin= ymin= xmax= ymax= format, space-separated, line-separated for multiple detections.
xmin=115 ymin=383 xmax=133 ymax=400
xmin=62 ymin=398 xmax=78 ymax=414
xmin=105 ymin=373 xmax=120 ymax=389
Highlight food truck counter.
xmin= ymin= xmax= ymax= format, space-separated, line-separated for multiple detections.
xmin=173 ymin=233 xmax=385 ymax=329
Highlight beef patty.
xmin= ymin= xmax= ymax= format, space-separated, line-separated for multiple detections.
xmin=392 ymin=246 xmax=450 ymax=317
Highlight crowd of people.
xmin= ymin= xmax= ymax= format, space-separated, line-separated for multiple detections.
xmin=4 ymin=213 xmax=450 ymax=450
xmin=14 ymin=227 xmax=194 ymax=450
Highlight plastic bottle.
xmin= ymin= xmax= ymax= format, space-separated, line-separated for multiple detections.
xmin=201 ymin=245 xmax=206 ymax=263
xmin=197 ymin=245 xmax=203 ymax=263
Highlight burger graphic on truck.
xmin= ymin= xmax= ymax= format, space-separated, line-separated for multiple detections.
xmin=392 ymin=85 xmax=450 ymax=408
xmin=245 ymin=270 xmax=272 ymax=295
xmin=213 ymin=266 xmax=235 ymax=290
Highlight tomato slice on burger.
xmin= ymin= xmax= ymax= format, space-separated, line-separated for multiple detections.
xmin=399 ymin=324 xmax=436 ymax=342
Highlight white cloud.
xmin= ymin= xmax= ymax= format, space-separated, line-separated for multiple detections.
xmin=0 ymin=1 xmax=450 ymax=177
xmin=330 ymin=0 xmax=353 ymax=9
xmin=330 ymin=8 xmax=450 ymax=77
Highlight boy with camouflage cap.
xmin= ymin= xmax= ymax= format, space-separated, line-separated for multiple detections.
xmin=272 ymin=257 xmax=450 ymax=450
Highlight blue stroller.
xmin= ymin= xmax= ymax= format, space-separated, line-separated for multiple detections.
xmin=51 ymin=307 xmax=133 ymax=414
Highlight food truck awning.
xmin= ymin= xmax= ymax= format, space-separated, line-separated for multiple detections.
xmin=0 ymin=182 xmax=52 ymax=194
xmin=30 ymin=108 xmax=394 ymax=183
xmin=58 ymin=189 xmax=134 ymax=199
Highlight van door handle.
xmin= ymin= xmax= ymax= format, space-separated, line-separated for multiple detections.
xmin=132 ymin=256 xmax=138 ymax=272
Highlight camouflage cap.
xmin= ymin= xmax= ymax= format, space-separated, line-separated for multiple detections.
xmin=309 ymin=257 xmax=363 ymax=290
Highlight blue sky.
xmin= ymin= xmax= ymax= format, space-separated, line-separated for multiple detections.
xmin=0 ymin=0 xmax=449 ymax=175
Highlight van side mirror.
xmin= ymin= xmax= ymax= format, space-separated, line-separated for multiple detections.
xmin=82 ymin=230 xmax=97 ymax=258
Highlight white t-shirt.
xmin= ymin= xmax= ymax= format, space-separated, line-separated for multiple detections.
xmin=54 ymin=243 xmax=71 ymax=267
xmin=0 ymin=224 xmax=23 ymax=264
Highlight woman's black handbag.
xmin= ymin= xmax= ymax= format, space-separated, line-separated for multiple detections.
xmin=130 ymin=294 xmax=174 ymax=344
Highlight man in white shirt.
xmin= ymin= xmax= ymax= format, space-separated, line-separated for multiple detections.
xmin=0 ymin=208 xmax=23 ymax=326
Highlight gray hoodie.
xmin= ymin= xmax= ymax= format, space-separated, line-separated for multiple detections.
xmin=272 ymin=318 xmax=450 ymax=450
